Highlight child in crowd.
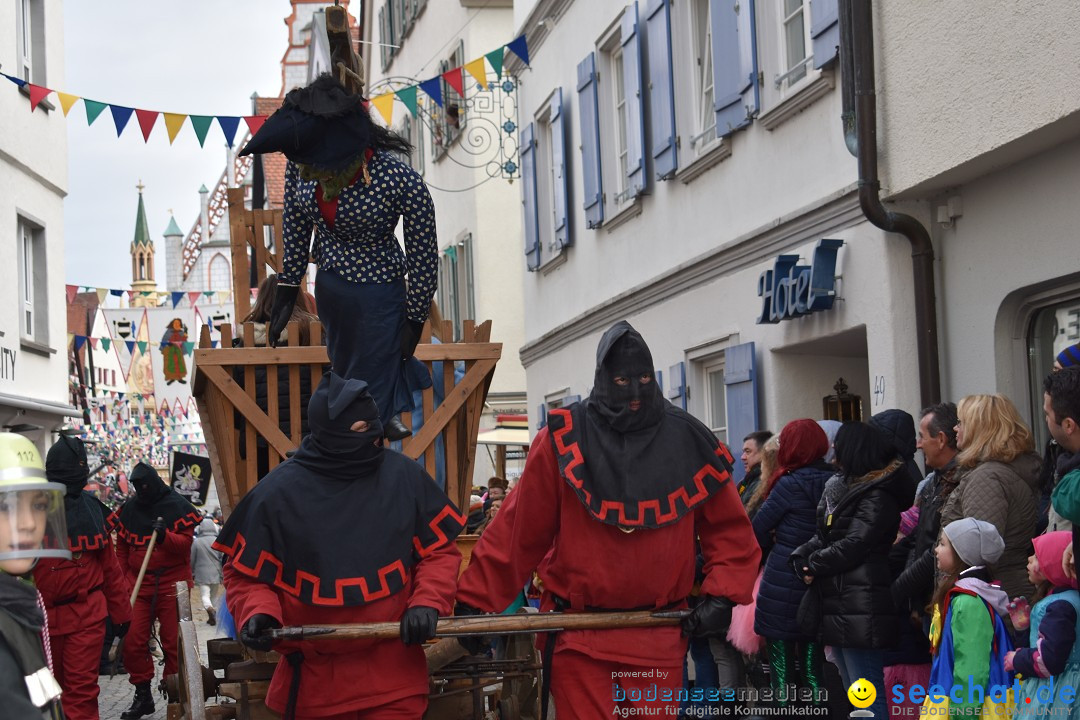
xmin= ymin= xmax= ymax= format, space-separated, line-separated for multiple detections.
xmin=924 ymin=518 xmax=1014 ymax=717
xmin=1007 ymin=531 xmax=1080 ymax=719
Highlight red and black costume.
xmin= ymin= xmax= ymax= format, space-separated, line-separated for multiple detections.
xmin=33 ymin=437 xmax=131 ymax=720
xmin=215 ymin=372 xmax=464 ymax=719
xmin=456 ymin=321 xmax=761 ymax=718
xmin=108 ymin=462 xmax=200 ymax=717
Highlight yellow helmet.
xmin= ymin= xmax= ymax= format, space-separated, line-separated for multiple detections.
xmin=0 ymin=432 xmax=70 ymax=574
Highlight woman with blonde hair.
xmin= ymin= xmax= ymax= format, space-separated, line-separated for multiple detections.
xmin=939 ymin=394 xmax=1042 ymax=601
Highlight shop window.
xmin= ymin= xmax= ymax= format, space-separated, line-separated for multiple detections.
xmin=1027 ymin=298 xmax=1080 ymax=447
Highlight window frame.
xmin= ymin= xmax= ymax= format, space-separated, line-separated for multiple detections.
xmin=596 ymin=13 xmax=637 ymax=218
xmin=432 ymin=41 xmax=467 ymax=160
xmin=17 ymin=0 xmax=33 ymax=83
xmin=777 ymin=0 xmax=814 ymax=94
xmin=689 ymin=0 xmax=718 ymax=152
xmin=17 ymin=214 xmax=47 ymax=346
xmin=703 ymin=357 xmax=729 ymax=445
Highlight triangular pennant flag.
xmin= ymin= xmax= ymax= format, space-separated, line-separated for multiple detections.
xmin=464 ymin=58 xmax=488 ymax=89
xmin=96 ymin=288 xmax=108 ymax=303
xmin=56 ymin=92 xmax=79 ymax=117
xmin=110 ymin=288 xmax=124 ymax=297
xmin=395 ymin=85 xmax=418 ymax=117
xmin=126 ymin=290 xmax=136 ymax=301
xmin=136 ymin=341 xmax=148 ymax=354
xmin=109 ymin=105 xmax=134 ymax=137
xmin=83 ymin=99 xmax=107 ymax=125
xmin=89 ymin=337 xmax=100 ymax=349
xmin=67 ymin=333 xmax=74 ymax=348
xmin=74 ymin=335 xmax=87 ymax=351
xmin=171 ymin=291 xmax=183 ymax=308
xmin=27 ymin=84 xmax=51 ymax=112
xmin=217 ymin=116 xmax=241 ymax=147
xmin=101 ymin=338 xmax=111 ymax=353
xmin=211 ymin=341 xmax=220 ymax=349
xmin=187 ymin=291 xmax=201 ymax=305
xmin=4 ymin=73 xmax=27 ymax=89
xmin=190 ymin=115 xmax=213 ymax=147
xmin=125 ymin=340 xmax=135 ymax=354
xmin=182 ymin=341 xmax=195 ymax=356
xmin=135 ymin=109 xmax=159 ymax=142
xmin=419 ymin=77 xmax=443 ymax=108
xmin=485 ymin=48 xmax=505 ymax=81
xmin=442 ymin=67 xmax=465 ymax=97
xmin=371 ymin=92 xmax=395 ymax=125
xmin=244 ymin=115 xmax=267 ymax=135
xmin=506 ymin=35 xmax=530 ymax=66
xmin=163 ymin=113 xmax=186 ymax=144
xmin=66 ymin=284 xmax=78 ymax=304
xmin=203 ymin=290 xmax=215 ymax=298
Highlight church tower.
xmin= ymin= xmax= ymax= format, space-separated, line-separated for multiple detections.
xmin=130 ymin=181 xmax=157 ymax=306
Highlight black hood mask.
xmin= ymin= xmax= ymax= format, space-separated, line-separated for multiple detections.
xmin=110 ymin=461 xmax=200 ymax=545
xmin=547 ymin=321 xmax=735 ymax=529
xmin=46 ymin=436 xmax=110 ymax=551
xmin=291 ymin=373 xmax=384 ymax=480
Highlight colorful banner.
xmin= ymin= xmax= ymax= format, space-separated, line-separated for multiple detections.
xmin=171 ymin=451 xmax=212 ymax=507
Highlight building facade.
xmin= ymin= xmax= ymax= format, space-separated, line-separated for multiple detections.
xmin=366 ymin=0 xmax=529 ymax=482
xmin=513 ymin=0 xmax=930 ymax=483
xmin=875 ymin=0 xmax=1080 ymax=448
xmin=0 ymin=0 xmax=79 ymax=451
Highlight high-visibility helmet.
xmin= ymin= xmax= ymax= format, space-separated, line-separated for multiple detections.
xmin=0 ymin=433 xmax=69 ymax=574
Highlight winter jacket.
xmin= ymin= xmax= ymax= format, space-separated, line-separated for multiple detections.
xmin=752 ymin=464 xmax=832 ymax=640
xmin=869 ymin=409 xmax=924 ymax=493
xmin=892 ymin=460 xmax=961 ymax=612
xmin=940 ymin=452 xmax=1042 ymax=600
xmin=190 ymin=519 xmax=223 ymax=586
xmin=792 ymin=460 xmax=914 ymax=649
xmin=738 ymin=465 xmax=762 ymax=505
xmin=0 ymin=573 xmax=64 ymax=720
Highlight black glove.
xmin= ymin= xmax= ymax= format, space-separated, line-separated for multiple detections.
xmin=151 ymin=518 xmax=167 ymax=544
xmin=268 ymin=283 xmax=301 ymax=348
xmin=681 ymin=595 xmax=734 ymax=638
xmin=114 ymin=622 xmax=130 ymax=638
xmin=399 ymin=319 xmax=425 ymax=361
xmin=400 ymin=606 xmax=439 ymax=645
xmin=240 ymin=613 xmax=282 ymax=652
xmin=453 ymin=602 xmax=488 ymax=655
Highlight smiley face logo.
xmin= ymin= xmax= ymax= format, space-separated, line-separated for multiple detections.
xmin=847 ymin=678 xmax=876 ymax=709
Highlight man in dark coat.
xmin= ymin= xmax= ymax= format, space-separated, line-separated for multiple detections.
xmin=455 ymin=321 xmax=760 ymax=718
xmin=738 ymin=430 xmax=772 ymax=504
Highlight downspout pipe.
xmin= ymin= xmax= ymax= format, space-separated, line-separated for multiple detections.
xmin=845 ymin=0 xmax=941 ymax=408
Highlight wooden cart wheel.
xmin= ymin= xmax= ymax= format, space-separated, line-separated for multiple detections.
xmin=176 ymin=619 xmax=208 ymax=720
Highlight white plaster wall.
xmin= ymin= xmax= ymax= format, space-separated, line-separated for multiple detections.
xmin=0 ymin=0 xmax=69 ymax=408
xmin=876 ymin=1 xmax=1080 ymax=198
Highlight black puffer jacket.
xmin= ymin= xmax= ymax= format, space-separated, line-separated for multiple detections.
xmin=892 ymin=460 xmax=960 ymax=611
xmin=792 ymin=459 xmax=914 ymax=649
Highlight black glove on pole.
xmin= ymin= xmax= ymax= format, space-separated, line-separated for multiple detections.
xmin=268 ymin=284 xmax=301 ymax=348
xmin=453 ymin=602 xmax=489 ymax=655
xmin=240 ymin=614 xmax=282 ymax=652
xmin=399 ymin=319 xmax=425 ymax=361
xmin=681 ymin=595 xmax=734 ymax=638
xmin=151 ymin=517 xmax=167 ymax=544
xmin=399 ymin=606 xmax=440 ymax=645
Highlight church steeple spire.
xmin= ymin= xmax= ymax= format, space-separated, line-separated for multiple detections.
xmin=130 ymin=180 xmax=157 ymax=304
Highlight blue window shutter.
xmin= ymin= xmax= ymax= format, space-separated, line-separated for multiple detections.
xmin=724 ymin=342 xmax=759 ymax=487
xmin=550 ymin=87 xmax=570 ymax=249
xmin=645 ymin=0 xmax=678 ymax=180
xmin=710 ymin=0 xmax=759 ymax=136
xmin=666 ymin=361 xmax=686 ymax=410
xmin=655 ymin=369 xmax=664 ymax=395
xmin=564 ymin=394 xmax=581 ymax=405
xmin=521 ymin=123 xmax=541 ymax=271
xmin=537 ymin=403 xmax=548 ymax=430
xmin=810 ymin=0 xmax=839 ymax=69
xmin=621 ymin=2 xmax=647 ymax=198
xmin=577 ymin=53 xmax=604 ymax=229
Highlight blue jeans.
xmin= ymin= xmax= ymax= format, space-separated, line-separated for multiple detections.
xmin=831 ymin=646 xmax=886 ymax=718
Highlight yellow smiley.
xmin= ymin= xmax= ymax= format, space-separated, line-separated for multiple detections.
xmin=847 ymin=678 xmax=877 ymax=709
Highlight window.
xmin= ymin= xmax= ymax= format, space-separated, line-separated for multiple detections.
xmin=17 ymin=216 xmax=47 ymax=345
xmin=778 ymin=0 xmax=812 ymax=91
xmin=436 ymin=233 xmax=475 ymax=341
xmin=16 ymin=0 xmax=46 ymax=87
xmin=611 ymin=45 xmax=630 ymax=205
xmin=595 ymin=7 xmax=645 ymax=215
xmin=691 ymin=0 xmax=716 ymax=150
xmin=207 ymin=254 xmax=231 ymax=292
xmin=401 ymin=115 xmax=424 ymax=176
xmin=1027 ymin=298 xmax=1080 ymax=448
xmin=433 ymin=42 xmax=466 ymax=158
xmin=704 ymin=359 xmax=728 ymax=445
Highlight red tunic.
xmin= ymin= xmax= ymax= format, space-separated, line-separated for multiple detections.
xmin=34 ymin=542 xmax=131 ymax=635
xmin=223 ymin=539 xmax=460 ymax=716
xmin=116 ymin=526 xmax=195 ymax=594
xmin=456 ymin=427 xmax=761 ymax=666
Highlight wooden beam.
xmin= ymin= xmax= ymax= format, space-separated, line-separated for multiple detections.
xmin=200 ymin=365 xmax=295 ymax=458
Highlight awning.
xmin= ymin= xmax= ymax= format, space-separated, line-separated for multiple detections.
xmin=0 ymin=392 xmax=81 ymax=419
xmin=476 ymin=427 xmax=531 ymax=447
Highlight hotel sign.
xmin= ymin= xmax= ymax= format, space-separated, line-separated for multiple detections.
xmin=757 ymin=239 xmax=843 ymax=324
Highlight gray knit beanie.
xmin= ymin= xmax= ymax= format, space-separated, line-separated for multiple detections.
xmin=942 ymin=517 xmax=1005 ymax=567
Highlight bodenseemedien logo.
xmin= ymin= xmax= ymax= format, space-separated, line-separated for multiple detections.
xmin=847 ymin=678 xmax=876 ymax=717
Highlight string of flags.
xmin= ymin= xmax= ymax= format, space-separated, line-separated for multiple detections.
xmin=66 ymin=284 xmax=236 ymax=307
xmin=1 ymin=70 xmax=265 ymax=147
xmin=67 ymin=334 xmax=215 ymax=355
xmin=368 ymin=34 xmax=529 ymax=126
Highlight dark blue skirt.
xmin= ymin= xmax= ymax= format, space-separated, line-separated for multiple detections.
xmin=314 ymin=269 xmax=430 ymax=425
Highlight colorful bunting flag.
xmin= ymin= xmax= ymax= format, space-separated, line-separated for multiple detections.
xmin=27 ymin=84 xmax=51 ymax=112
xmin=56 ymin=92 xmax=79 ymax=116
xmin=419 ymin=77 xmax=443 ymax=108
xmin=371 ymin=93 xmax=395 ymax=125
xmin=6 ymin=74 xmax=27 ymax=89
xmin=244 ymin=115 xmax=266 ymax=135
xmin=109 ymin=105 xmax=134 ymax=137
xmin=125 ymin=341 xmax=135 ymax=354
xmin=163 ymin=113 xmax=186 ymax=144
xmin=66 ymin=284 xmax=78 ymax=304
xmin=395 ymin=85 xmax=418 ymax=116
xmin=217 ymin=116 xmax=241 ymax=147
xmin=442 ymin=67 xmax=465 ymax=97
xmin=136 ymin=341 xmax=148 ymax=354
xmin=101 ymin=338 xmax=111 ymax=353
xmin=84 ymin=99 xmax=107 ymax=126
xmin=135 ymin=109 xmax=159 ymax=142
xmin=190 ymin=115 xmax=213 ymax=147
xmin=506 ymin=35 xmax=530 ymax=66
xmin=74 ymin=336 xmax=87 ymax=351
xmin=464 ymin=58 xmax=488 ymax=89
xmin=96 ymin=288 xmax=108 ymax=303
xmin=485 ymin=48 xmax=505 ymax=82
xmin=171 ymin=291 xmax=183 ymax=308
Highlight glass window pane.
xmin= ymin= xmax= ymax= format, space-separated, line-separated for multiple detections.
xmin=708 ymin=367 xmax=726 ymax=434
xmin=1028 ymin=298 xmax=1080 ymax=447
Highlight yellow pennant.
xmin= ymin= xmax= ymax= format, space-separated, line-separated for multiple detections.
xmin=371 ymin=92 xmax=395 ymax=126
xmin=56 ymin=92 xmax=80 ymax=117
xmin=464 ymin=58 xmax=488 ymax=89
xmin=96 ymin=288 xmax=109 ymax=304
xmin=163 ymin=113 xmax=187 ymax=145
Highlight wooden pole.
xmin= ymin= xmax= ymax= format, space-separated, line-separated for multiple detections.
xmin=267 ymin=609 xmax=688 ymax=642
xmin=128 ymin=516 xmax=162 ymax=607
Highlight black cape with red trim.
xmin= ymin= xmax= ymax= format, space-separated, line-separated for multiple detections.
xmin=213 ymin=372 xmax=465 ymax=607
xmin=45 ymin=435 xmax=112 ymax=552
xmin=109 ymin=461 xmax=201 ymax=545
xmin=547 ymin=321 xmax=734 ymax=529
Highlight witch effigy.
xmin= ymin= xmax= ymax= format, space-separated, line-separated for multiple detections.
xmin=214 ymin=372 xmax=464 ymax=718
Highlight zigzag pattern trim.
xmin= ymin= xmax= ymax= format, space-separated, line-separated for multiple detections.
xmin=108 ymin=510 xmax=202 ymax=546
xmin=69 ymin=533 xmax=111 ymax=553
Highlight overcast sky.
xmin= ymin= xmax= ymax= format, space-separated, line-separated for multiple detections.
xmin=63 ymin=1 xmax=359 ymax=291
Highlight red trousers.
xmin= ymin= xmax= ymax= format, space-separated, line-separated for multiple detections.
xmin=124 ymin=580 xmax=181 ymax=684
xmin=52 ymin=622 xmax=106 ymax=720
xmin=289 ymin=694 xmax=427 ymax=719
xmin=550 ymin=650 xmax=682 ymax=720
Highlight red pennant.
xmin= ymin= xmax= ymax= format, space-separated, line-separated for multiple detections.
xmin=135 ymin=109 xmax=159 ymax=142
xmin=66 ymin=284 xmax=78 ymax=304
xmin=244 ymin=115 xmax=267 ymax=135
xmin=187 ymin=291 xmax=201 ymax=305
xmin=27 ymin=84 xmax=52 ymax=112
xmin=442 ymin=67 xmax=465 ymax=97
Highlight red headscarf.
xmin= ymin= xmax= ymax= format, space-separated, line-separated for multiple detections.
xmin=763 ymin=419 xmax=830 ymax=501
